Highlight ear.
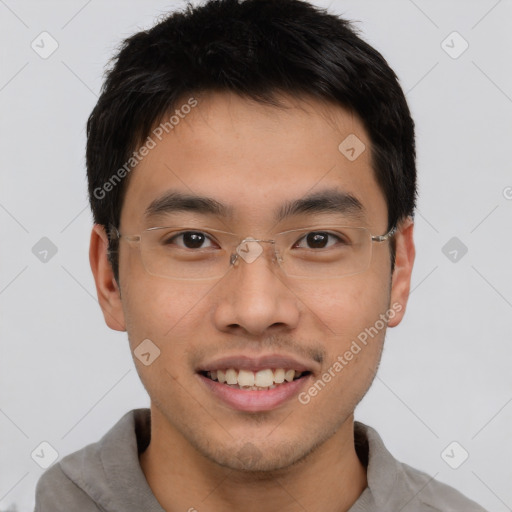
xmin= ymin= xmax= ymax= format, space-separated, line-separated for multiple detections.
xmin=388 ymin=217 xmax=415 ymax=327
xmin=89 ymin=224 xmax=126 ymax=332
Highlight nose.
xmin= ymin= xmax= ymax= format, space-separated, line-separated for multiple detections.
xmin=212 ymin=239 xmax=300 ymax=336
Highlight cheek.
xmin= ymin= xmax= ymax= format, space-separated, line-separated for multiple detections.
xmin=121 ymin=276 xmax=210 ymax=351
xmin=291 ymin=265 xmax=391 ymax=401
xmin=290 ymin=266 xmax=391 ymax=339
xmin=295 ymin=274 xmax=391 ymax=416
xmin=121 ymin=279 xmax=213 ymax=405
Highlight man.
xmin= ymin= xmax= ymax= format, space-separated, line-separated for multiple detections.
xmin=34 ymin=0 xmax=487 ymax=510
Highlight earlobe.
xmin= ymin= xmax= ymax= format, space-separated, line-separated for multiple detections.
xmin=388 ymin=217 xmax=415 ymax=328
xmin=89 ymin=224 xmax=126 ymax=332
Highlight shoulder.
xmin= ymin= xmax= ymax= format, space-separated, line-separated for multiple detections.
xmin=397 ymin=461 xmax=488 ymax=512
xmin=34 ymin=409 xmax=148 ymax=511
xmin=34 ymin=462 xmax=100 ymax=512
xmin=354 ymin=422 xmax=488 ymax=512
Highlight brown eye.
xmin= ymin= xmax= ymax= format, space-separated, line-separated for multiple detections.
xmin=306 ymin=232 xmax=329 ymax=249
xmin=165 ymin=231 xmax=215 ymax=249
xmin=182 ymin=232 xmax=207 ymax=249
xmin=295 ymin=231 xmax=344 ymax=250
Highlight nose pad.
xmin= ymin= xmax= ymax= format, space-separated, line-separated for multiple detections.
xmin=236 ymin=238 xmax=264 ymax=264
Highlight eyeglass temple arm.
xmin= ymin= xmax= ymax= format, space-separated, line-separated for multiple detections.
xmin=107 ymin=225 xmax=140 ymax=243
xmin=371 ymin=226 xmax=397 ymax=243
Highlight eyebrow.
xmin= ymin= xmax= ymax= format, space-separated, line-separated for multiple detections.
xmin=144 ymin=189 xmax=365 ymax=222
xmin=275 ymin=189 xmax=365 ymax=222
xmin=145 ymin=192 xmax=233 ymax=219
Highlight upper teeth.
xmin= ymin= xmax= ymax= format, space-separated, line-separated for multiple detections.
xmin=208 ymin=368 xmax=302 ymax=387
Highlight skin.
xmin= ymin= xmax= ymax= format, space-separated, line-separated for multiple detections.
xmin=90 ymin=92 xmax=415 ymax=512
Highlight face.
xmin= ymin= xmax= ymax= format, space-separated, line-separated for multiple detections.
xmin=91 ymin=92 xmax=414 ymax=472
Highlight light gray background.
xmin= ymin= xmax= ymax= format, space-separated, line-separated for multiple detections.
xmin=1 ymin=1 xmax=511 ymax=510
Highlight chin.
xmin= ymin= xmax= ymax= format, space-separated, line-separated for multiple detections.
xmin=195 ymin=432 xmax=321 ymax=475
xmin=213 ymin=448 xmax=302 ymax=474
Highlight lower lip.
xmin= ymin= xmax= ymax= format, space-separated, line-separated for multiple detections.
xmin=198 ymin=373 xmax=311 ymax=412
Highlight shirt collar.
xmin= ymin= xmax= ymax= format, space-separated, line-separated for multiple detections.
xmin=352 ymin=421 xmax=401 ymax=510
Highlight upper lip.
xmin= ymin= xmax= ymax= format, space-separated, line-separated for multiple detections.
xmin=197 ymin=353 xmax=318 ymax=373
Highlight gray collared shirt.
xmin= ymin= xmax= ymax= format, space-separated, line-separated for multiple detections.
xmin=35 ymin=408 xmax=488 ymax=511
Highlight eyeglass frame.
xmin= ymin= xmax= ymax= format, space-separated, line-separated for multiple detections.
xmin=108 ymin=223 xmax=397 ymax=281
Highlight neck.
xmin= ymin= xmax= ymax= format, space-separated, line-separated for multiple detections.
xmin=140 ymin=406 xmax=367 ymax=512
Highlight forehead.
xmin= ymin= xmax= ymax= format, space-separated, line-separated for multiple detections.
xmin=121 ymin=92 xmax=388 ymax=230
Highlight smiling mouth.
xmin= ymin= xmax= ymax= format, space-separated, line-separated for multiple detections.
xmin=200 ymin=368 xmax=311 ymax=391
